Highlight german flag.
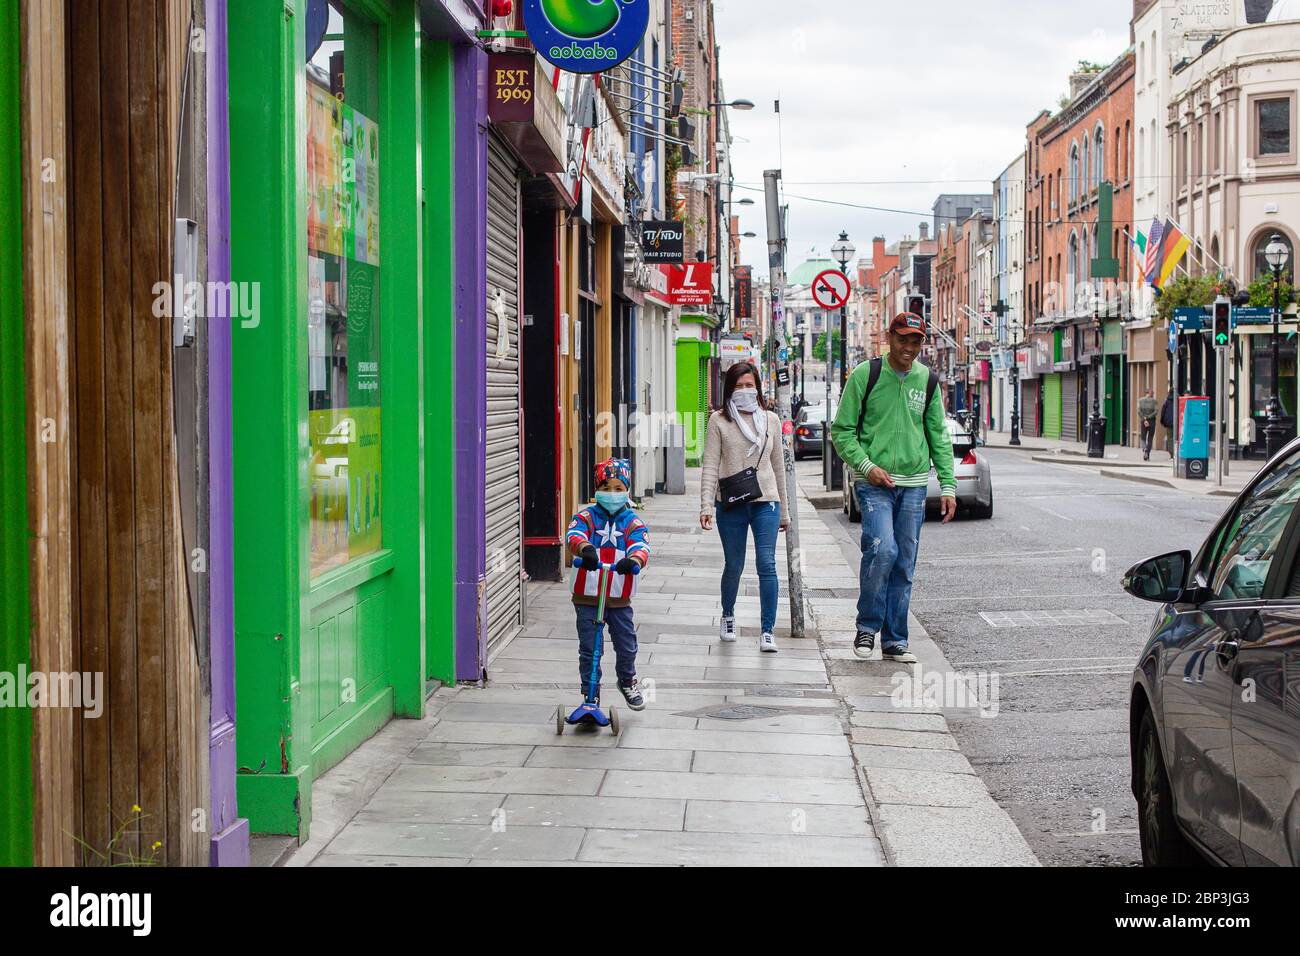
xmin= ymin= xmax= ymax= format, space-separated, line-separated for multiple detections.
xmin=1155 ymin=220 xmax=1191 ymax=289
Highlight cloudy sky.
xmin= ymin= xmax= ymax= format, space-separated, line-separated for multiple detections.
xmin=712 ymin=0 xmax=1135 ymax=276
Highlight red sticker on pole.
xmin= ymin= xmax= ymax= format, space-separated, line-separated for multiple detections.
xmin=811 ymin=269 xmax=851 ymax=311
xmin=782 ymin=419 xmax=795 ymax=436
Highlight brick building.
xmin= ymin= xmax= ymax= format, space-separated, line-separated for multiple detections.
xmin=670 ymin=0 xmax=719 ymax=263
xmin=1024 ymin=52 xmax=1136 ymax=442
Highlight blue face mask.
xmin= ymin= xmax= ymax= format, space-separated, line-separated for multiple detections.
xmin=596 ymin=491 xmax=629 ymax=514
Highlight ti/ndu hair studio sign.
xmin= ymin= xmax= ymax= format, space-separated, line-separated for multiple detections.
xmin=524 ymin=0 xmax=650 ymax=74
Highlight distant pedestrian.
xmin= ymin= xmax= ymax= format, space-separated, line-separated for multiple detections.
xmin=700 ymin=362 xmax=789 ymax=653
xmin=1138 ymin=388 xmax=1159 ymax=460
xmin=831 ymin=312 xmax=955 ymax=664
xmin=566 ymin=458 xmax=651 ymax=711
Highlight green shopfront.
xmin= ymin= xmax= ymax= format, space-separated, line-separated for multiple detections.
xmin=676 ymin=317 xmax=718 ymax=467
xmin=0 ymin=0 xmax=30 ymax=867
xmin=228 ymin=0 xmax=462 ymax=839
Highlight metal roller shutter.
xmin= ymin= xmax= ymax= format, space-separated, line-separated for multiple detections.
xmin=1042 ymin=373 xmax=1062 ymax=439
xmin=1061 ymin=372 xmax=1080 ymax=442
xmin=485 ymin=133 xmax=523 ymax=661
xmin=1021 ymin=381 xmax=1039 ymax=437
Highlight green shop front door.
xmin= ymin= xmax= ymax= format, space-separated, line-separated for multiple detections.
xmin=230 ymin=0 xmax=424 ymax=839
xmin=1042 ymin=373 xmax=1062 ymax=439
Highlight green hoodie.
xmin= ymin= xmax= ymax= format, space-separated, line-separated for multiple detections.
xmin=830 ymin=357 xmax=957 ymax=497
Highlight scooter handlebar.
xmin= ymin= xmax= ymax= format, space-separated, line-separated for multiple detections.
xmin=573 ymin=557 xmax=641 ymax=575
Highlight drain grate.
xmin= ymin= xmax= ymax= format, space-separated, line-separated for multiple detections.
xmin=979 ymin=609 xmax=1128 ymax=629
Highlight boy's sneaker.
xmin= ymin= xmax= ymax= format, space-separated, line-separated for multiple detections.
xmin=618 ymin=679 xmax=646 ymax=711
xmin=853 ymin=632 xmax=876 ymax=659
xmin=719 ymin=616 xmax=737 ymax=643
xmin=759 ymin=632 xmax=778 ymax=653
xmin=882 ymin=646 xmax=917 ymax=663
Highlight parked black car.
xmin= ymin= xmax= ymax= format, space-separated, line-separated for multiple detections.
xmin=1123 ymin=441 xmax=1300 ymax=866
xmin=794 ymin=404 xmax=826 ymax=460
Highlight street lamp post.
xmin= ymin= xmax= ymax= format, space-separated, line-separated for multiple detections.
xmin=1264 ymin=235 xmax=1292 ymax=459
xmin=826 ymin=231 xmax=856 ymax=491
xmin=963 ymin=333 xmax=973 ymax=432
xmin=1086 ymin=287 xmax=1108 ymax=458
xmin=991 ymin=299 xmax=1018 ymax=445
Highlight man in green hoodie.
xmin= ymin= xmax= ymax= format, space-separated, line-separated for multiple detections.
xmin=831 ymin=312 xmax=956 ymax=663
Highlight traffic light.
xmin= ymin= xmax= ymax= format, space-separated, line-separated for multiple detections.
xmin=1212 ymin=296 xmax=1231 ymax=348
xmin=906 ymin=295 xmax=927 ymax=319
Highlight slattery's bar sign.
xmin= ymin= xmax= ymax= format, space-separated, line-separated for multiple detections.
xmin=488 ymin=53 xmax=535 ymax=123
xmin=734 ymin=266 xmax=753 ymax=319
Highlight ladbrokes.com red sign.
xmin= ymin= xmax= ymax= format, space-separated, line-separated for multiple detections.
xmin=661 ymin=263 xmax=714 ymax=306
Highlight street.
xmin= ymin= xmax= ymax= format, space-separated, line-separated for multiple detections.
xmin=812 ymin=449 xmax=1228 ymax=866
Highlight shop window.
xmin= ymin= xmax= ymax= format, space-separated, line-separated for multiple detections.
xmin=305 ymin=1 xmax=384 ymax=577
xmin=1252 ymin=338 xmax=1298 ymax=438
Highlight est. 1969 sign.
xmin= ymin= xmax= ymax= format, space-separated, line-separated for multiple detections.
xmin=488 ymin=53 xmax=535 ymax=122
xmin=523 ymin=0 xmax=650 ymax=75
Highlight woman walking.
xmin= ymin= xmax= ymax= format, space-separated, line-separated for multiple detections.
xmin=700 ymin=363 xmax=789 ymax=652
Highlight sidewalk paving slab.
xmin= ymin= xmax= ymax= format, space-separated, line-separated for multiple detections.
xmin=287 ymin=466 xmax=1037 ymax=868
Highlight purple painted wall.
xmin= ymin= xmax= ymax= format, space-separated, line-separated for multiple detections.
xmin=453 ymin=43 xmax=488 ymax=682
xmin=207 ymin=0 xmax=248 ymax=866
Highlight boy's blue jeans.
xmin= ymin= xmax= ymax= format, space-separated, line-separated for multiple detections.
xmin=715 ymin=500 xmax=781 ymax=634
xmin=575 ymin=603 xmax=637 ymax=699
xmin=855 ymin=482 xmax=927 ymax=651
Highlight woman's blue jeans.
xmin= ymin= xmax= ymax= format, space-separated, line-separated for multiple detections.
xmin=715 ymin=500 xmax=781 ymax=634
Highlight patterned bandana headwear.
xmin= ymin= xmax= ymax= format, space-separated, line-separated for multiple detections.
xmin=595 ymin=458 xmax=632 ymax=489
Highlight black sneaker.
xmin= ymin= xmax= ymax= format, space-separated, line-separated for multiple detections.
xmin=618 ymin=679 xmax=646 ymax=711
xmin=882 ymin=646 xmax=918 ymax=663
xmin=853 ymin=633 xmax=876 ymax=659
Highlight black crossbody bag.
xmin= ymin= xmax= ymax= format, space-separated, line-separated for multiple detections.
xmin=717 ymin=417 xmax=769 ymax=509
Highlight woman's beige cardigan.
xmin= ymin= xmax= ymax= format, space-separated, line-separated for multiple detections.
xmin=699 ymin=409 xmax=790 ymax=519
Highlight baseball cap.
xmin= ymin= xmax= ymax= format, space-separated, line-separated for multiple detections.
xmin=889 ymin=312 xmax=928 ymax=337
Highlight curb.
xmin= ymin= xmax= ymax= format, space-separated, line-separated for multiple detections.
xmin=1100 ymin=468 xmax=1247 ymax=497
xmin=1030 ymin=453 xmax=1167 ymax=470
xmin=1098 ymin=468 xmax=1176 ymax=490
xmin=801 ymin=487 xmax=1040 ymax=867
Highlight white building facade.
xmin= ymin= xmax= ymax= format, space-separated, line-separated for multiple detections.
xmin=992 ymin=152 xmax=1026 ymax=434
xmin=1167 ymin=13 xmax=1300 ymax=456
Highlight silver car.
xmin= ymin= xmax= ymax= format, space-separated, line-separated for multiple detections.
xmin=844 ymin=416 xmax=993 ymax=521
xmin=926 ymin=417 xmax=993 ymax=519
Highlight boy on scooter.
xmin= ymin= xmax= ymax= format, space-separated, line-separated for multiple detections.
xmin=566 ymin=458 xmax=651 ymax=711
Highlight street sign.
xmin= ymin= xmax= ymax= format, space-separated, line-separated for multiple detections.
xmin=1233 ymin=306 xmax=1275 ymax=325
xmin=776 ymin=365 xmax=791 ymax=387
xmin=811 ymin=269 xmax=851 ymax=311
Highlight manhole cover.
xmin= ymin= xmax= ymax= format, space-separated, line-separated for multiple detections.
xmin=680 ymin=704 xmax=787 ymax=720
xmin=979 ymin=609 xmax=1128 ymax=629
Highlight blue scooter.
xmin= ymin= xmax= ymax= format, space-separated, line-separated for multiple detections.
xmin=555 ymin=556 xmax=639 ymax=737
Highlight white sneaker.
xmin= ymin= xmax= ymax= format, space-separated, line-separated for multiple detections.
xmin=759 ymin=632 xmax=778 ymax=653
xmin=719 ymin=616 xmax=737 ymax=643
